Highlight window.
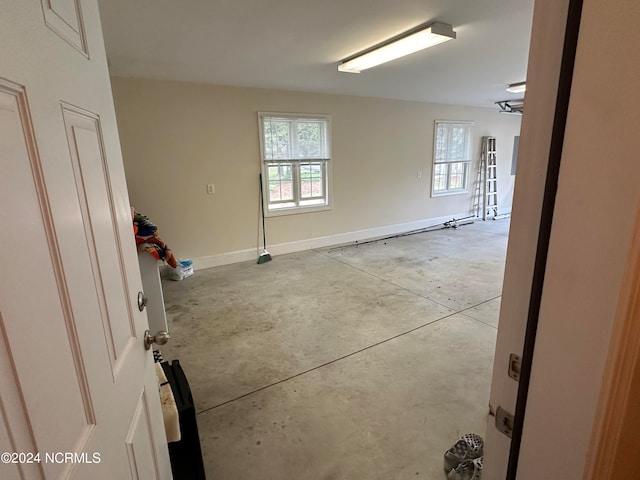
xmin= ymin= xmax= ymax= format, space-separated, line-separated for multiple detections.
xmin=259 ymin=113 xmax=331 ymax=214
xmin=432 ymin=120 xmax=474 ymax=195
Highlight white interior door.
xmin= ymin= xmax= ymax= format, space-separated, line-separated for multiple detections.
xmin=483 ymin=0 xmax=572 ymax=477
xmin=0 ymin=1 xmax=171 ymax=478
xmin=515 ymin=0 xmax=640 ymax=478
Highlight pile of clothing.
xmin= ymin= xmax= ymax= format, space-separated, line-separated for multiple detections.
xmin=133 ymin=209 xmax=178 ymax=268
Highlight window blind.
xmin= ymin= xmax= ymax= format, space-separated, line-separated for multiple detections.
xmin=260 ymin=114 xmax=330 ymax=162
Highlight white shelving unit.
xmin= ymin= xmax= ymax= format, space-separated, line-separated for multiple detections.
xmin=138 ymin=251 xmax=169 ymax=333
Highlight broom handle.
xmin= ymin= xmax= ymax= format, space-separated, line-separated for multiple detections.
xmin=259 ymin=173 xmax=267 ymax=249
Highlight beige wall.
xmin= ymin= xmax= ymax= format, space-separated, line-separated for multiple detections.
xmin=111 ymin=77 xmax=521 ymax=263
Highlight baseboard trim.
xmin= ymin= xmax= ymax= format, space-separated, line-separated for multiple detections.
xmin=189 ymin=213 xmax=471 ymax=271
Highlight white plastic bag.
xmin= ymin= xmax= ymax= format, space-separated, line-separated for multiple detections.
xmin=168 ymin=259 xmax=193 ymax=281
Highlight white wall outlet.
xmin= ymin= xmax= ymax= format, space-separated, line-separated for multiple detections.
xmin=207 ymin=183 xmax=215 ymax=194
xmin=417 ymin=170 xmax=422 ymax=180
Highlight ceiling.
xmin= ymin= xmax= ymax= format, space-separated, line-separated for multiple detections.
xmin=97 ymin=0 xmax=534 ymax=108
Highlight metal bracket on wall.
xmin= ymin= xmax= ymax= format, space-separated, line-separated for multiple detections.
xmin=496 ymin=99 xmax=524 ymax=114
xmin=496 ymin=406 xmax=515 ymax=438
xmin=508 ymin=353 xmax=522 ymax=381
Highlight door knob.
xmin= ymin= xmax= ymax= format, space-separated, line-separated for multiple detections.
xmin=144 ymin=330 xmax=170 ymax=350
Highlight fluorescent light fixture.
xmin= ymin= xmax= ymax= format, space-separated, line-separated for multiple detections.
xmin=338 ymin=22 xmax=456 ymax=73
xmin=506 ymin=81 xmax=527 ymax=94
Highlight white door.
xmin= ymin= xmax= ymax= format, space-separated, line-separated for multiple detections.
xmin=507 ymin=0 xmax=640 ymax=477
xmin=485 ymin=0 xmax=640 ymax=477
xmin=0 ymin=1 xmax=171 ymax=479
xmin=483 ymin=0 xmax=573 ymax=477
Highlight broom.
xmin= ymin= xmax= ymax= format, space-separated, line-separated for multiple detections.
xmin=257 ymin=173 xmax=272 ymax=264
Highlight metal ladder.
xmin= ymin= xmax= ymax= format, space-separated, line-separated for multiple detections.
xmin=475 ymin=136 xmax=498 ymax=220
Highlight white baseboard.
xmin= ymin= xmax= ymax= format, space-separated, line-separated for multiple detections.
xmin=190 ymin=213 xmax=471 ymax=271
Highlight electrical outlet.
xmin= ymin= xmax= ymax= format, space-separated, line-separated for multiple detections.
xmin=417 ymin=170 xmax=422 ymax=179
xmin=207 ymin=184 xmax=215 ymax=194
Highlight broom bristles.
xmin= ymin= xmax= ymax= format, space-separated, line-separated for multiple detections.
xmin=257 ymin=249 xmax=272 ymax=264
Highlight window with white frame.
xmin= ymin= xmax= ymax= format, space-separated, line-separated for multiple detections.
xmin=432 ymin=120 xmax=474 ymax=195
xmin=259 ymin=113 xmax=331 ymax=214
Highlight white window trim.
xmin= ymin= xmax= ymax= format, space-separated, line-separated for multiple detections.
xmin=432 ymin=163 xmax=471 ymax=197
xmin=258 ymin=112 xmax=332 ymax=217
xmin=431 ymin=120 xmax=474 ymax=197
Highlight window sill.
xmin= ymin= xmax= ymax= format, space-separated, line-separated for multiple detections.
xmin=265 ymin=204 xmax=332 ymax=217
xmin=431 ymin=189 xmax=469 ymax=198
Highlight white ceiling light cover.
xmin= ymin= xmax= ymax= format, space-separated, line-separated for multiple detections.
xmin=338 ymin=22 xmax=457 ymax=74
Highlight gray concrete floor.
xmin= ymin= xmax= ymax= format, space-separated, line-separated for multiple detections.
xmin=160 ymin=218 xmax=509 ymax=479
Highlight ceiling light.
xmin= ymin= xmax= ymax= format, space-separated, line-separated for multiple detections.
xmin=506 ymin=81 xmax=526 ymax=94
xmin=338 ymin=22 xmax=456 ymax=74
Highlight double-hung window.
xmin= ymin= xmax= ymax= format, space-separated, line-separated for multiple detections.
xmin=259 ymin=113 xmax=331 ymax=214
xmin=432 ymin=120 xmax=474 ymax=195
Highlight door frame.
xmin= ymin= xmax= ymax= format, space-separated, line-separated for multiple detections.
xmin=584 ymin=203 xmax=640 ymax=478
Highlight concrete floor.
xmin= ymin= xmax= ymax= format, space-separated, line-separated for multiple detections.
xmin=160 ymin=218 xmax=509 ymax=479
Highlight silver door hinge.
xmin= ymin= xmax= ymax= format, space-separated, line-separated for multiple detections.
xmin=508 ymin=353 xmax=521 ymax=381
xmin=495 ymin=406 xmax=514 ymax=438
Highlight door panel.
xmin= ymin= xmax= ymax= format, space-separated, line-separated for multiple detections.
xmin=0 ymin=82 xmax=96 ymax=479
xmin=125 ymin=390 xmax=162 ymax=480
xmin=0 ymin=1 xmax=171 ymax=478
xmin=62 ymin=105 xmax=136 ymax=374
xmin=0 ymin=311 xmax=45 ymax=480
xmin=49 ymin=0 xmax=80 ymax=29
xmin=41 ymin=0 xmax=88 ymax=55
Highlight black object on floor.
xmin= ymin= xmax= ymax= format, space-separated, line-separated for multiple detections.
xmin=161 ymin=359 xmax=206 ymax=480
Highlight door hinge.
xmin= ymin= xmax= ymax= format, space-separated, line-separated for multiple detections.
xmin=508 ymin=353 xmax=521 ymax=381
xmin=495 ymin=406 xmax=514 ymax=438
